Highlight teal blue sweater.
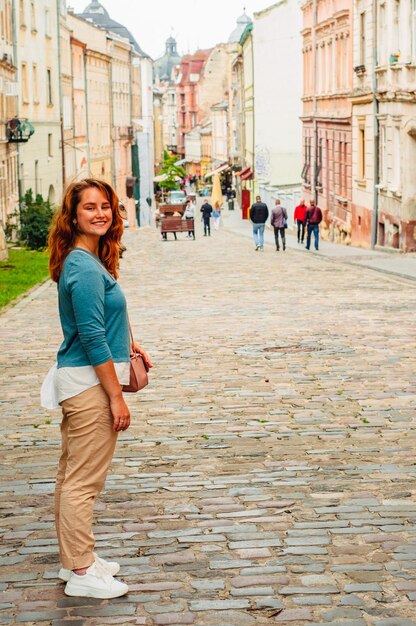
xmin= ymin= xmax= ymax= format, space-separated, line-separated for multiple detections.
xmin=57 ymin=248 xmax=130 ymax=368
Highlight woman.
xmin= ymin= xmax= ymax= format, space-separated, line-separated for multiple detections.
xmin=48 ymin=179 xmax=152 ymax=599
xmin=183 ymin=198 xmax=195 ymax=238
xmin=212 ymin=201 xmax=222 ymax=231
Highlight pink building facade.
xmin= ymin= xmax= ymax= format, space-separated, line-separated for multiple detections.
xmin=301 ymin=0 xmax=353 ymax=243
xmin=176 ymin=51 xmax=211 ymax=157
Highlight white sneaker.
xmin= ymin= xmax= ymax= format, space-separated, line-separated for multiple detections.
xmin=64 ymin=561 xmax=128 ymax=599
xmin=59 ymin=553 xmax=120 ymax=582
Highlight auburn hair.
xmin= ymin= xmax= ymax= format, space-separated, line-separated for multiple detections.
xmin=48 ymin=178 xmax=124 ymax=282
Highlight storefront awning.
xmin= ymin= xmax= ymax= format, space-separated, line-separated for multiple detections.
xmin=240 ymin=168 xmax=254 ymax=181
xmin=153 ymin=173 xmax=182 ymax=182
xmin=204 ymin=163 xmax=229 ymax=179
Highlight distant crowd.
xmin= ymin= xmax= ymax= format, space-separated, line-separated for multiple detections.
xmin=249 ymin=196 xmax=323 ymax=252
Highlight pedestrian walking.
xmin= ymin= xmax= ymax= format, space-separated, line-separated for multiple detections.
xmin=294 ymin=198 xmax=307 ymax=244
xmin=270 ymin=199 xmax=288 ymax=252
xmin=183 ymin=199 xmax=195 ymax=238
xmin=305 ymin=198 xmax=323 ymax=251
xmin=47 ymin=178 xmax=152 ymax=599
xmin=212 ymin=201 xmax=222 ymax=231
xmin=249 ymin=195 xmax=269 ymax=251
xmin=201 ymin=200 xmax=213 ymax=236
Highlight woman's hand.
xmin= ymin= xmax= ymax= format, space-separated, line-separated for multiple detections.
xmin=110 ymin=395 xmax=131 ymax=432
xmin=132 ymin=342 xmax=153 ymax=370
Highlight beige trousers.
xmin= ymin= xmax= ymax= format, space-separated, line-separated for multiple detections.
xmin=55 ymin=384 xmax=118 ymax=570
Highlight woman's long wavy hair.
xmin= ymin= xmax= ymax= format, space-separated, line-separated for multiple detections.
xmin=48 ymin=179 xmax=124 ymax=282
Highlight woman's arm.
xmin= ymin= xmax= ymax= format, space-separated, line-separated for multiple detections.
xmin=94 ymin=361 xmax=130 ymax=432
xmin=67 ymin=260 xmax=130 ymax=431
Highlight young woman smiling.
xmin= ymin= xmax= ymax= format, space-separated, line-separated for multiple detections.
xmin=48 ymin=179 xmax=152 ymax=599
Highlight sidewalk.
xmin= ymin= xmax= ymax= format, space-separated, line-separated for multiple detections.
xmin=222 ymin=205 xmax=416 ymax=281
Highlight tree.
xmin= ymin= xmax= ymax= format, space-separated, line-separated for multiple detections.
xmin=19 ymin=189 xmax=54 ymax=250
xmin=158 ymin=150 xmax=186 ymax=191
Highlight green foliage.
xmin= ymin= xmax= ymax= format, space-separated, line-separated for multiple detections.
xmin=0 ymin=247 xmax=49 ymax=308
xmin=19 ymin=189 xmax=54 ymax=250
xmin=159 ymin=150 xmax=186 ymax=190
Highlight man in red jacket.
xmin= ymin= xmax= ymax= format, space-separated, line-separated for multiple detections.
xmin=294 ymin=199 xmax=307 ymax=244
xmin=305 ymin=198 xmax=323 ymax=251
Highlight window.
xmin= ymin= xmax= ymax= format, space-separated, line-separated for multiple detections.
xmin=378 ymin=2 xmax=386 ymax=65
xmin=393 ymin=0 xmax=400 ymax=56
xmin=317 ymin=137 xmax=323 ymax=187
xmin=32 ymin=64 xmax=39 ymax=103
xmin=358 ymin=125 xmax=366 ymax=179
xmin=19 ymin=0 xmax=25 ymax=27
xmin=413 ymin=0 xmax=416 ymax=59
xmin=379 ymin=125 xmax=387 ymax=184
xmin=301 ymin=136 xmax=311 ymax=185
xmin=359 ymin=12 xmax=366 ymax=65
xmin=44 ymin=8 xmax=50 ymax=37
xmin=46 ymin=69 xmax=52 ymax=105
xmin=63 ymin=95 xmax=72 ymax=129
xmin=392 ymin=126 xmax=401 ymax=189
xmin=30 ymin=0 xmax=36 ymax=32
xmin=21 ymin=62 xmax=29 ymax=103
xmin=48 ymin=134 xmax=53 ymax=157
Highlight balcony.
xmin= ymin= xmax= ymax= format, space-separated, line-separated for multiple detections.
xmin=6 ymin=117 xmax=35 ymax=143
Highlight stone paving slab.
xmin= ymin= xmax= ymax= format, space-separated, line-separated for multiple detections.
xmin=1 ymin=222 xmax=416 ymax=624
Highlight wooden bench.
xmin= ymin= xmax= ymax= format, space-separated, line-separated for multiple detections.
xmin=161 ymin=217 xmax=195 ymax=240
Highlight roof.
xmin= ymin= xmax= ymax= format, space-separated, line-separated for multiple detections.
xmin=228 ymin=10 xmax=252 ymax=43
xmin=78 ymin=1 xmax=149 ymax=57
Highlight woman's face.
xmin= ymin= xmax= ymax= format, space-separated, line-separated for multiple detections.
xmin=75 ymin=187 xmax=113 ymax=238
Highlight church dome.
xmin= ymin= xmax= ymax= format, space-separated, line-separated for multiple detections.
xmin=154 ymin=36 xmax=181 ymax=83
xmin=228 ymin=10 xmax=252 ymax=43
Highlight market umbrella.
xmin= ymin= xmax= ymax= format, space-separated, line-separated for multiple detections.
xmin=210 ymin=173 xmax=223 ymax=209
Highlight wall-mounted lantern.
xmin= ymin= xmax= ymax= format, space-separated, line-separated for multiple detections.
xmin=6 ymin=117 xmax=35 ymax=143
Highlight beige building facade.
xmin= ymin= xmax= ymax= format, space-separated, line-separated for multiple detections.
xmin=351 ymin=0 xmax=416 ymax=251
xmin=67 ymin=12 xmax=112 ymax=185
xmin=109 ymin=35 xmax=133 ymax=199
xmin=16 ymin=0 xmax=63 ymax=205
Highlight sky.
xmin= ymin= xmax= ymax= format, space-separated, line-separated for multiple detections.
xmin=68 ymin=0 xmax=272 ymax=60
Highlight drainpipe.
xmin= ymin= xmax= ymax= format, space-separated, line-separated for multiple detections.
xmin=251 ymin=29 xmax=255 ymax=197
xmin=83 ymin=49 xmax=91 ymax=172
xmin=69 ymin=37 xmax=76 ymax=178
xmin=56 ymin=1 xmax=65 ymax=189
xmin=312 ymin=0 xmax=318 ymax=205
xmin=370 ymin=0 xmax=379 ymax=248
xmin=11 ymin=0 xmax=22 ymax=203
xmin=109 ymin=41 xmax=116 ymax=189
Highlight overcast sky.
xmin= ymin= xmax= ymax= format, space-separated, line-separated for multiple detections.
xmin=69 ymin=0 xmax=272 ymax=60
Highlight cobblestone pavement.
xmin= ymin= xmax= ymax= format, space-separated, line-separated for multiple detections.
xmin=1 ymin=222 xmax=416 ymax=626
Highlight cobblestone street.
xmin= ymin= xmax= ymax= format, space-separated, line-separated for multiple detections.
xmin=1 ymin=220 xmax=416 ymax=626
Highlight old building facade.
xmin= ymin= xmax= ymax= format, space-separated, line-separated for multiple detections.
xmin=351 ymin=0 xmax=416 ymax=250
xmin=1 ymin=0 xmax=19 ymax=257
xmin=253 ymin=0 xmax=302 ymax=214
xmin=253 ymin=0 xmax=302 ymax=207
xmin=16 ymin=0 xmax=63 ymax=205
xmin=302 ymin=0 xmax=353 ymax=243
xmin=176 ymin=50 xmax=211 ymax=157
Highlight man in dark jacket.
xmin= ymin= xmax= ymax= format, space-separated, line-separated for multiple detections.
xmin=201 ymin=201 xmax=213 ymax=236
xmin=305 ymin=198 xmax=323 ymax=251
xmin=249 ymin=196 xmax=269 ymax=251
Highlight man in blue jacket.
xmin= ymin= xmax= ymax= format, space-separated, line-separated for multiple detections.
xmin=249 ymin=196 xmax=269 ymax=251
